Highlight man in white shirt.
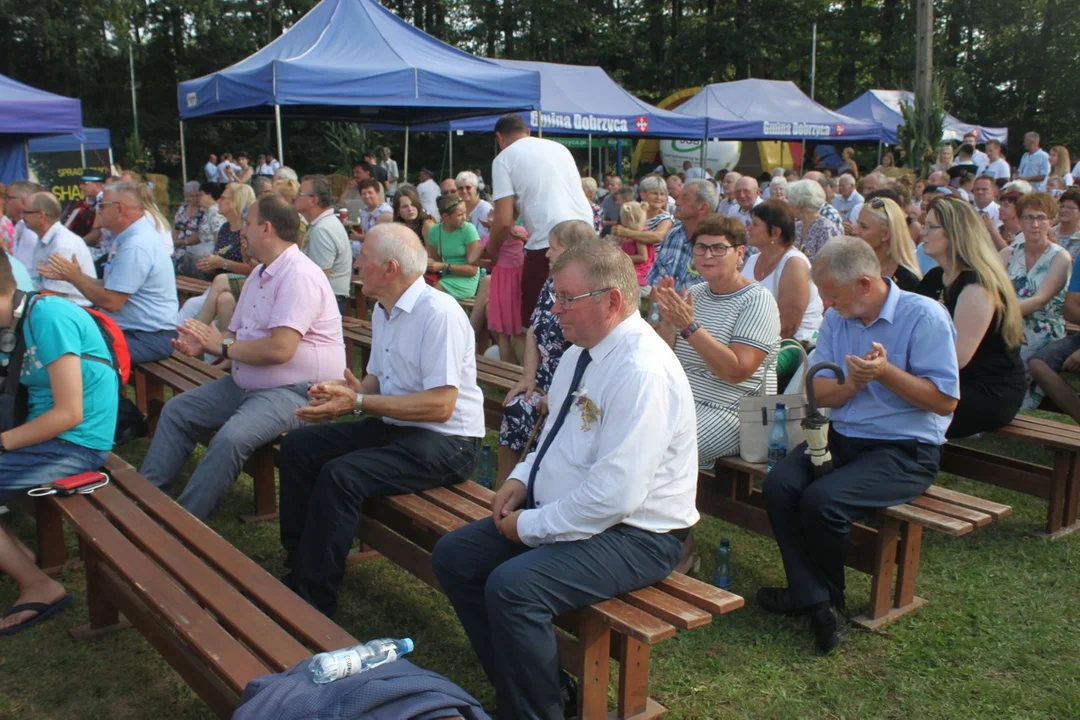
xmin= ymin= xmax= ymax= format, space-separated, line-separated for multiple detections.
xmin=380 ymin=146 xmax=399 ymax=195
xmin=844 ymin=172 xmax=884 ymax=234
xmin=416 ymin=168 xmax=442 ymax=220
xmin=972 ymin=175 xmax=1000 ymax=225
xmin=254 ymin=154 xmax=275 ymax=177
xmin=982 ymin=139 xmax=1010 ymax=182
xmin=1017 ymin=131 xmax=1051 ymax=192
xmin=217 ymin=153 xmax=240 ymax=184
xmin=278 ymin=223 xmax=484 ymax=617
xmin=22 ymin=192 xmax=95 ymax=306
xmin=831 ymin=174 xmax=863 ymax=222
xmin=724 ymin=176 xmax=763 ymax=229
xmin=204 ymin=153 xmax=219 ymax=182
xmin=488 ymin=113 xmax=593 ymax=326
xmin=433 ymin=240 xmax=699 ymax=719
xmin=295 ymin=175 xmax=353 ymax=314
xmin=6 ymin=180 xmax=43 ymax=272
xmin=683 ymin=159 xmax=705 ymax=180
xmin=962 ymin=132 xmax=990 ymax=173
xmin=716 ymin=171 xmax=742 ymax=215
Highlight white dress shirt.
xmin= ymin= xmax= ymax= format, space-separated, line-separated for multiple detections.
xmin=12 ymin=219 xmax=39 ymax=273
xmin=33 ymin=222 xmax=96 ymax=306
xmin=976 ymin=200 xmax=1000 ymax=225
xmin=832 ymin=190 xmax=864 ymax=222
xmin=724 ymin=196 xmax=763 ymax=229
xmin=204 ymin=161 xmax=219 ymax=182
xmin=513 ymin=313 xmax=701 ymax=547
xmin=368 ymin=277 xmax=486 ymax=439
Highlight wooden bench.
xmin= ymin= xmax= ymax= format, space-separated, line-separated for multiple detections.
xmin=707 ymin=456 xmax=1010 ymax=629
xmin=176 ymin=275 xmax=211 ymax=304
xmin=134 ymin=352 xmax=279 ymax=523
xmin=359 ymin=479 xmax=743 ymax=719
xmin=48 ymin=454 xmax=359 ymax=719
xmin=350 ymin=280 xmax=475 ymax=319
xmin=941 ymin=414 xmax=1080 ymax=537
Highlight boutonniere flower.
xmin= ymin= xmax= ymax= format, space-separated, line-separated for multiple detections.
xmin=573 ymin=388 xmax=602 ymax=432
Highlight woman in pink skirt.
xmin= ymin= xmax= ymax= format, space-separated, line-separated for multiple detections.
xmin=486 ymin=224 xmax=528 ymax=364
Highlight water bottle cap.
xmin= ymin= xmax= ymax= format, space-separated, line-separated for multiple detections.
xmin=398 ymin=638 xmax=415 ymax=654
xmin=775 ymin=402 xmax=786 ymax=409
xmin=720 ymin=538 xmax=730 ymax=547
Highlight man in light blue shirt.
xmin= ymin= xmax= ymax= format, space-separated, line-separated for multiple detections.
xmin=1017 ymin=131 xmax=1051 ymax=192
xmin=759 ymin=237 xmax=959 ymax=654
xmin=40 ymin=181 xmax=178 ymax=442
xmin=831 ymin=173 xmax=863 ymax=222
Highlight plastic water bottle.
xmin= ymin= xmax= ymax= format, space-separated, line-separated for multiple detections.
xmin=767 ymin=403 xmax=789 ymax=472
xmin=309 ymin=638 xmax=414 ymax=684
xmin=711 ymin=539 xmax=732 ymax=590
xmin=476 ymin=446 xmax=495 ymax=489
xmin=649 ymin=300 xmax=661 ymax=324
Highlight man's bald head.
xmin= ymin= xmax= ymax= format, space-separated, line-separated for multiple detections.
xmin=733 ymin=176 xmax=760 ymax=211
xmin=367 ymin=223 xmax=428 ymax=275
xmin=802 ymin=171 xmax=824 ymax=183
xmin=27 ymin=191 xmax=62 ymax=221
xmin=928 ymin=171 xmax=950 ymax=186
xmin=722 ymin=171 xmax=742 ymax=196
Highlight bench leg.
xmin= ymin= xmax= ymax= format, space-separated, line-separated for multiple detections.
xmin=134 ymin=373 xmax=148 ymax=415
xmin=345 ymin=340 xmax=355 ymax=372
xmin=852 ymin=516 xmax=928 ymax=629
xmin=70 ymin=547 xmax=131 ymax=640
xmin=576 ymin=612 xmax=612 ymax=720
xmin=614 ymin=635 xmax=666 ymax=719
xmin=240 ymin=447 xmax=279 ymax=524
xmin=34 ymin=498 xmax=70 ymax=575
xmin=143 ymin=376 xmax=166 ymax=438
xmin=1044 ymin=450 xmax=1080 ymax=538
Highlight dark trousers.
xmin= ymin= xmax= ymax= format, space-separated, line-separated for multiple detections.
xmin=278 ymin=417 xmax=480 ymax=616
xmin=335 ymin=295 xmax=350 ymax=316
xmin=520 ymin=249 xmax=550 ymax=327
xmin=946 ymin=380 xmax=1023 ymax=439
xmin=432 ymin=518 xmax=682 ymax=720
xmin=762 ymin=430 xmax=941 ymax=610
xmin=117 ymin=328 xmax=178 ymax=441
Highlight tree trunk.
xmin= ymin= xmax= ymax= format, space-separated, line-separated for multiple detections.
xmin=734 ymin=0 xmax=751 ymax=78
xmin=1024 ymin=0 xmax=1056 ymax=126
xmin=836 ymin=0 xmax=861 ymax=99
xmin=878 ymin=0 xmax=898 ymax=88
xmin=502 ymin=0 xmax=515 ymax=56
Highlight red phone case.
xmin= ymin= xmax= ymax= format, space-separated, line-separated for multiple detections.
xmin=51 ymin=472 xmax=108 ymax=495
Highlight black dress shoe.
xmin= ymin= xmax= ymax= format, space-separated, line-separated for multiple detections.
xmin=810 ymin=603 xmax=849 ymax=654
xmin=756 ymin=587 xmax=812 ymax=616
xmin=560 ymin=669 xmax=578 ymax=718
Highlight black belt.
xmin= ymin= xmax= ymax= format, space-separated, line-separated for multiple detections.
xmin=670 ymin=526 xmax=693 ymax=542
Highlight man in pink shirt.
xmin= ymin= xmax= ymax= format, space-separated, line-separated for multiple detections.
xmin=140 ymin=194 xmax=346 ymax=519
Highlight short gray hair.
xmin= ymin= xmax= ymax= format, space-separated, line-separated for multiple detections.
xmin=274 ymin=166 xmax=298 ymax=182
xmin=811 ymin=236 xmax=881 ymax=286
xmin=684 ymin=178 xmax=718 ymax=211
xmin=27 ymin=191 xmax=62 ymax=221
xmin=302 ymin=174 xmax=334 ymax=207
xmin=552 ymin=239 xmax=639 ymax=318
xmin=580 ymin=176 xmax=598 ymax=197
xmin=368 ymin=223 xmax=428 ymax=275
xmin=638 ymin=174 xmax=666 ymax=194
xmin=183 ymin=180 xmax=202 ymax=195
xmin=8 ymin=180 xmax=42 ymax=198
xmin=550 ymin=219 xmax=599 ymax=252
xmin=770 ymin=177 xmax=787 ymax=190
xmin=455 ymin=170 xmax=479 ymax=188
xmin=104 ymin=180 xmax=142 ymax=209
xmin=838 ymin=173 xmax=856 ymax=186
xmin=786 ymin=179 xmax=826 ymax=212
xmin=1003 ymin=180 xmax=1033 ymax=195
xmin=1025 ymin=131 xmax=1040 ymax=142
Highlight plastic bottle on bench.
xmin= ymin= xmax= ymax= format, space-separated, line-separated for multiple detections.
xmin=649 ymin=300 xmax=661 ymax=324
xmin=476 ymin=445 xmax=495 ymax=489
xmin=309 ymin=638 xmax=415 ymax=684
xmin=767 ymin=403 xmax=788 ymax=472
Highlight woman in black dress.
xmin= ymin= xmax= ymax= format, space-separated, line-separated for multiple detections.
xmin=852 ymin=196 xmax=923 ymax=291
xmin=915 ymin=197 xmax=1026 ymax=437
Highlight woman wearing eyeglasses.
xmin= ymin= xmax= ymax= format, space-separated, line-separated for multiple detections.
xmin=655 ymin=214 xmax=781 ymax=466
xmin=853 ymin=196 xmax=923 ymax=291
xmin=914 ymin=197 xmax=1025 ymax=437
xmin=456 ymin=171 xmax=493 ymax=234
xmin=999 ymin=192 xmax=1071 ymax=406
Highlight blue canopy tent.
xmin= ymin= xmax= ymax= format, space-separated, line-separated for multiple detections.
xmin=676 ymin=79 xmax=886 ymax=142
xmin=0 ymin=73 xmax=83 ymax=183
xmin=176 ymin=0 xmax=540 ymax=177
xmin=837 ymin=90 xmax=1009 ymax=146
xmin=29 ymin=127 xmax=113 ymax=171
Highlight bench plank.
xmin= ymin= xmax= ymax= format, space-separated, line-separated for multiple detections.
xmin=884 ymin=503 xmax=973 ymax=536
xmin=654 ymin=574 xmax=745 ymax=616
xmin=908 ymin=496 xmax=993 ymax=527
xmin=920 ymin=485 xmax=1012 ymax=519
xmin=619 ymin=586 xmax=712 ymax=630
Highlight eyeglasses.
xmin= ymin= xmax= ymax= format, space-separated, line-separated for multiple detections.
xmin=692 ymin=242 xmax=735 ymax=257
xmin=21 ymin=210 xmax=43 ymax=216
xmin=297 ymin=192 xmax=317 ymax=199
xmin=1021 ymin=214 xmax=1050 ymax=224
xmin=98 ymin=201 xmax=120 ymax=209
xmin=549 ymin=287 xmax=613 ymax=309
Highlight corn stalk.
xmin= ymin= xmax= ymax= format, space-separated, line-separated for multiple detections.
xmin=897 ymin=86 xmax=946 ymax=178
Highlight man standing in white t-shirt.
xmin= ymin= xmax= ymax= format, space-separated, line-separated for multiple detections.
xmin=416 ymin=168 xmax=442 ymax=221
xmin=489 ymin=114 xmax=592 ymax=326
xmin=983 ymin=139 xmax=1011 ymax=181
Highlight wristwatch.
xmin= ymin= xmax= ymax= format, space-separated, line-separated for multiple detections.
xmin=221 ymin=338 xmax=235 ymax=358
xmin=680 ymin=321 xmax=701 ymax=340
xmin=352 ymin=394 xmax=365 ymax=416
xmin=441 ymin=264 xmax=452 ymax=276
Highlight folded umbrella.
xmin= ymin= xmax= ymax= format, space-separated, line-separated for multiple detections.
xmin=802 ymin=362 xmax=845 ymax=478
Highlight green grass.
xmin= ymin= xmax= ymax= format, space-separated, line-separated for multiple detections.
xmin=1 ymin=420 xmax=1079 ymax=719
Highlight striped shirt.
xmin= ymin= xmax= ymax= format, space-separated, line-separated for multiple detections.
xmin=675 ymin=282 xmax=781 ymax=410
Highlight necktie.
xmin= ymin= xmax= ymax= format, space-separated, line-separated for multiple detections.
xmin=525 ymin=349 xmax=592 ymax=510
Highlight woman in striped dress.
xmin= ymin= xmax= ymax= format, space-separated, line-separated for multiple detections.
xmin=655 ymin=214 xmax=781 ymax=467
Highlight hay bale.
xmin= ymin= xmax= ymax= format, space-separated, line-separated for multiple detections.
xmin=146 ymin=173 xmax=170 ymax=208
xmin=329 ymin=174 xmax=350 ymax=202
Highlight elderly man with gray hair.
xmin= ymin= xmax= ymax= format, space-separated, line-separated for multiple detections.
xmin=277 ymin=222 xmax=485 ymax=617
xmin=759 ymin=236 xmax=959 ymax=654
xmin=20 ymin=192 xmax=96 ymax=306
xmin=295 ymin=174 xmax=352 ymax=314
xmin=646 ymin=178 xmax=718 ymax=292
xmin=432 ymin=240 xmax=699 ymax=719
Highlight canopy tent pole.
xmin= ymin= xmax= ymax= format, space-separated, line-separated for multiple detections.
xmin=448 ymin=131 xmax=453 ymax=177
xmin=274 ymin=105 xmax=284 ymax=165
xmin=80 ymin=143 xmax=87 ymax=170
xmin=404 ymin=126 xmax=410 ymax=179
xmin=616 ymin=140 xmax=623 ymax=178
xmin=588 ymin=133 xmax=592 ymax=178
xmin=179 ymin=121 xmax=187 ymax=182
xmin=877 ymin=140 xmax=883 ymax=166
xmin=108 ymin=147 xmax=115 ymax=175
xmin=24 ymin=141 xmax=30 ymax=178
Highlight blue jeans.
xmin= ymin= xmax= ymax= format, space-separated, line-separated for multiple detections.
xmin=117 ymin=328 xmax=178 ymax=441
xmin=0 ymin=438 xmax=110 ymax=503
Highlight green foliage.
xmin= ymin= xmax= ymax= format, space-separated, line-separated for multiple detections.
xmin=123 ymin=133 xmax=154 ymax=174
xmin=323 ymin=123 xmax=367 ymax=174
xmin=897 ymin=87 xmax=947 ymax=178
